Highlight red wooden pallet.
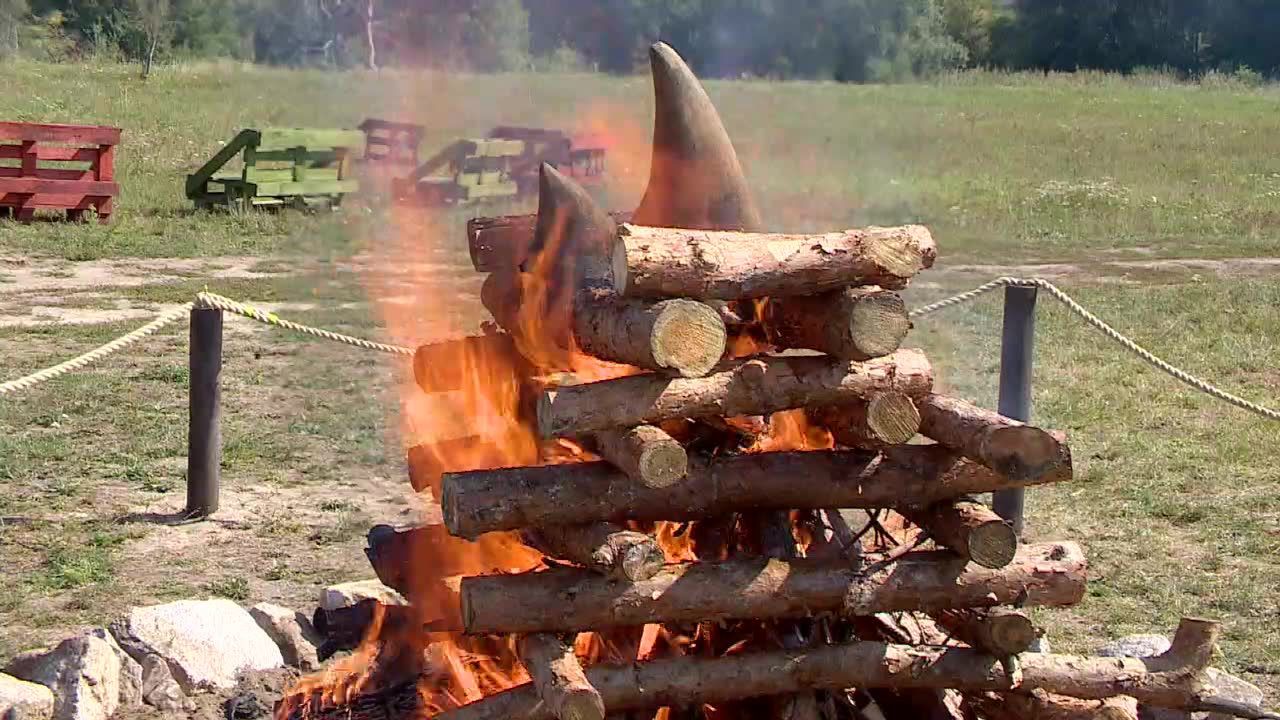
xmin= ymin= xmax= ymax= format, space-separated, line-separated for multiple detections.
xmin=0 ymin=122 xmax=121 ymax=223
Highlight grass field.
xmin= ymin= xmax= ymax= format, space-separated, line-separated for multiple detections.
xmin=0 ymin=60 xmax=1277 ymax=702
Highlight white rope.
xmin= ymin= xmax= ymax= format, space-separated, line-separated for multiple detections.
xmin=0 ymin=303 xmax=194 ymax=396
xmin=912 ymin=277 xmax=1280 ymax=422
xmin=194 ymin=292 xmax=413 ymax=356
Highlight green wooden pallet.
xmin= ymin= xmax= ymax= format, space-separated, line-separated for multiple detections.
xmin=392 ymin=138 xmax=525 ymax=205
xmin=186 ymin=128 xmax=364 ymax=210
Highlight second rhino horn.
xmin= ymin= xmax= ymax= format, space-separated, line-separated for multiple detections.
xmin=633 ymin=42 xmax=763 ymax=233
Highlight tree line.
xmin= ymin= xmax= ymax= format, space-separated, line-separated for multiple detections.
xmin=2 ymin=0 xmax=1279 ymax=81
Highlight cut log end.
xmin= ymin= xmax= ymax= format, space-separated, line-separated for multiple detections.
xmin=980 ymin=610 xmax=1040 ymax=656
xmin=865 ymin=225 xmax=938 ymax=280
xmin=593 ymin=425 xmax=688 ymax=488
xmin=985 ymin=425 xmax=1062 ymax=480
xmin=865 ymin=393 xmax=922 ymax=445
xmin=967 ymin=519 xmax=1019 ymax=569
xmin=617 ymin=541 xmax=668 ymax=583
xmin=650 ymin=299 xmax=727 ymax=378
xmin=635 ymin=440 xmax=688 ymax=489
xmin=847 ymin=291 xmax=912 ymax=358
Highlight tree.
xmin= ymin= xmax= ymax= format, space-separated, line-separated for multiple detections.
xmin=0 ymin=0 xmax=29 ymax=57
xmin=940 ymin=0 xmax=994 ymax=65
xmin=130 ymin=0 xmax=170 ymax=76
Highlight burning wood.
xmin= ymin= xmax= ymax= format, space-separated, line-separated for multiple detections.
xmin=467 ymin=211 xmax=633 ymax=273
xmin=588 ymin=425 xmax=688 ymax=488
xmin=522 ymin=523 xmax=666 ymax=582
xmin=573 ymin=291 xmax=727 ymax=378
xmin=516 ymin=633 xmax=606 ymax=720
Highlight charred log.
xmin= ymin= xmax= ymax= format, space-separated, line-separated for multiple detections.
xmin=516 ymin=633 xmax=606 ymax=720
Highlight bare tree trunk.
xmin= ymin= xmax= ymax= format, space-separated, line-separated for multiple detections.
xmin=365 ymin=0 xmax=377 ymax=70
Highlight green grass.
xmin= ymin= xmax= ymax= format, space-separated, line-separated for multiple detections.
xmin=3 ymin=59 xmax=1280 ymax=261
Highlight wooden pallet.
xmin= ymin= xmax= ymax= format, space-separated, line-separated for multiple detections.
xmin=392 ymin=138 xmax=524 ymax=205
xmin=186 ymin=128 xmax=363 ymax=210
xmin=358 ymin=118 xmax=424 ymax=167
xmin=0 ymin=122 xmax=121 ymax=223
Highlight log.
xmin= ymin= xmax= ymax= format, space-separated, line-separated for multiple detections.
xmin=516 ymin=633 xmax=606 ymax=720
xmin=459 ymin=542 xmax=1086 ymax=635
xmin=442 ymin=444 xmax=1056 ymax=538
xmin=903 ymin=499 xmax=1018 ymax=569
xmin=918 ymin=394 xmax=1071 ymax=483
xmin=811 ymin=392 xmax=921 ymax=449
xmin=289 ymin=620 xmax=1276 ymax=720
xmin=590 ymin=425 xmax=688 ymax=488
xmin=467 ymin=211 xmax=632 ymax=273
xmin=934 ymin=608 xmax=1039 ymax=656
xmin=969 ymin=690 xmax=1139 ymax=720
xmin=572 ymin=291 xmax=726 ymax=378
xmin=537 ymin=349 xmax=933 ymax=439
xmin=764 ymin=287 xmax=911 ymax=361
xmin=616 ymin=223 xmax=936 ymax=299
xmin=523 ymin=523 xmax=666 ymax=582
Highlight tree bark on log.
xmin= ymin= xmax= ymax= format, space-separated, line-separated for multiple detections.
xmin=573 ymin=291 xmax=726 ymax=378
xmin=616 ymin=223 xmax=936 ymax=299
xmin=764 ymin=287 xmax=911 ymax=361
xmin=522 ymin=523 xmax=666 ymax=582
xmin=460 ymin=542 xmax=1086 ymax=635
xmin=442 ymin=444 xmax=1055 ymax=538
xmin=810 ymin=392 xmax=921 ymax=449
xmin=537 ymin=349 xmax=933 ymax=439
xmin=590 ymin=425 xmax=688 ymax=488
xmin=918 ymin=394 xmax=1071 ymax=484
xmin=468 ymin=212 xmax=632 ymax=273
xmin=287 ymin=620 xmax=1275 ymax=720
xmin=516 ymin=633 xmax=606 ymax=720
xmin=903 ymin=499 xmax=1018 ymax=569
xmin=933 ymin=607 xmax=1039 ymax=656
xmin=968 ymin=690 xmax=1139 ymax=720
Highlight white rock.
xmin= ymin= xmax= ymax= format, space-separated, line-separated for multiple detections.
xmin=249 ymin=603 xmax=322 ymax=671
xmin=4 ymin=636 xmax=120 ymax=720
xmin=1201 ymin=668 xmax=1265 ymax=720
xmin=1097 ymin=634 xmax=1172 ymax=658
xmin=319 ymin=580 xmax=407 ymax=612
xmin=110 ymin=599 xmax=284 ymax=692
xmin=84 ymin=629 xmax=142 ymax=707
xmin=0 ymin=673 xmax=54 ymax=720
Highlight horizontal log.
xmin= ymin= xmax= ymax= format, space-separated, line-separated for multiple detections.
xmin=467 ymin=211 xmax=632 ymax=272
xmin=412 ymin=334 xmax=529 ymax=393
xmin=517 ymin=633 xmax=605 ymax=720
xmin=442 ymin=444 xmax=1057 ymax=539
xmin=289 ymin=620 xmax=1275 ymax=720
xmin=764 ymin=287 xmax=911 ymax=361
xmin=811 ymin=391 xmax=921 ymax=449
xmin=522 ymin=523 xmax=666 ymax=582
xmin=903 ymin=499 xmax=1017 ymax=569
xmin=460 ymin=542 xmax=1086 ymax=635
xmin=572 ymin=292 xmax=726 ymax=378
xmin=617 ymin=223 xmax=936 ymax=299
xmin=537 ymin=349 xmax=933 ymax=438
xmin=918 ymin=394 xmax=1071 ymax=483
xmin=969 ymin=690 xmax=1139 ymax=720
xmin=934 ymin=607 xmax=1039 ymax=656
xmin=590 ymin=425 xmax=688 ymax=488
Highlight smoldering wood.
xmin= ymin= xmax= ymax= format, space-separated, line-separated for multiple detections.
xmin=467 ymin=211 xmax=632 ymax=273
xmin=289 ymin=620 xmax=1272 ymax=720
xmin=536 ymin=348 xmax=933 ymax=439
xmin=903 ymin=499 xmax=1018 ymax=569
xmin=617 ymin=223 xmax=936 ymax=299
xmin=590 ymin=425 xmax=688 ymax=488
xmin=516 ymin=633 xmax=606 ymax=720
xmin=522 ymin=523 xmax=666 ymax=582
xmin=811 ymin=392 xmax=921 ymax=449
xmin=764 ymin=287 xmax=911 ymax=361
xmin=573 ymin=291 xmax=726 ymax=378
xmin=933 ymin=607 xmax=1039 ymax=656
xmin=442 ymin=444 xmax=1058 ymax=539
xmin=459 ymin=542 xmax=1086 ymax=635
xmin=918 ymin=394 xmax=1071 ymax=484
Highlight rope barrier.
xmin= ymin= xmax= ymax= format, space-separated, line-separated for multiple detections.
xmin=0 ymin=280 xmax=1275 ymax=423
xmin=911 ymin=277 xmax=1280 ymax=422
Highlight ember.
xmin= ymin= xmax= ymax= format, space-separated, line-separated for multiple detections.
xmin=276 ymin=42 xmax=1273 ymax=720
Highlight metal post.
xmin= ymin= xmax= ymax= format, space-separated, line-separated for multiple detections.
xmin=994 ymin=285 xmax=1037 ymax=535
xmin=187 ymin=307 xmax=223 ymax=517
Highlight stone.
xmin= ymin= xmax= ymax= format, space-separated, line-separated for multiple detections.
xmin=3 ymin=635 xmax=120 ymax=720
xmin=137 ymin=655 xmax=191 ymax=713
xmin=318 ymin=579 xmax=407 ymax=612
xmin=248 ymin=603 xmax=322 ymax=671
xmin=1200 ymin=668 xmax=1265 ymax=720
xmin=0 ymin=673 xmax=54 ymax=720
xmin=110 ymin=599 xmax=284 ymax=692
xmin=1097 ymin=634 xmax=1172 ymax=659
xmin=84 ymin=629 xmax=142 ymax=707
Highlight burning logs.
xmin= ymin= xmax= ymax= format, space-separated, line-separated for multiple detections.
xmin=536 ymin=349 xmax=934 ymax=439
xmin=572 ymin=292 xmax=726 ymax=378
xmin=516 ymin=633 xmax=606 ymax=720
xmin=811 ymin=391 xmax=922 ymax=449
xmin=467 ymin=211 xmax=633 ymax=273
xmin=459 ymin=542 xmax=1086 ymax=635
xmin=589 ymin=425 xmax=688 ymax=488
xmin=441 ymin=444 xmax=1051 ymax=538
xmin=918 ymin=394 xmax=1070 ymax=483
xmin=522 ymin=523 xmax=666 ymax=582
xmin=903 ymin=499 xmax=1018 ymax=569
xmin=764 ymin=287 xmax=911 ymax=360
xmin=616 ymin=223 xmax=937 ymax=298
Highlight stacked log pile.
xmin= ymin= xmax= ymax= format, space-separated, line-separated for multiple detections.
xmin=286 ymin=42 xmax=1276 ymax=720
